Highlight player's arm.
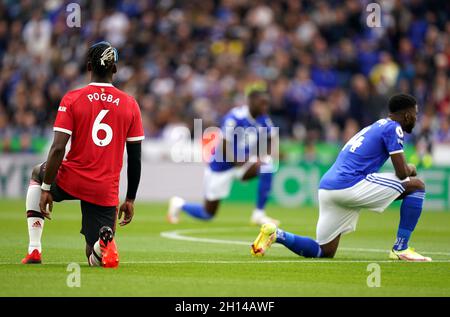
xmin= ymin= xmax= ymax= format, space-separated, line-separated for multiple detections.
xmin=259 ymin=116 xmax=277 ymax=158
xmin=223 ymin=134 xmax=274 ymax=166
xmin=385 ymin=123 xmax=415 ymax=180
xmin=264 ymin=134 xmax=277 ymax=157
xmin=257 ymin=120 xmax=278 ymax=165
xmin=220 ymin=138 xmax=248 ymax=167
xmin=118 ymin=141 xmax=142 ymax=226
xmin=39 ymin=131 xmax=70 ymax=218
xmin=119 ymin=97 xmax=144 ymax=226
xmin=218 ymin=117 xmax=247 ymax=166
xmin=125 ymin=141 xmax=141 ymax=201
xmin=391 ymin=152 xmax=417 ymax=180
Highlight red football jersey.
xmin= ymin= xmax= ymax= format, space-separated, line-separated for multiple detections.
xmin=53 ymin=82 xmax=144 ymax=206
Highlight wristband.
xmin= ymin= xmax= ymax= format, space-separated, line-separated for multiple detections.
xmin=41 ymin=182 xmax=51 ymax=191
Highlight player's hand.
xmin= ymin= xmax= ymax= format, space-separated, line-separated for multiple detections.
xmin=408 ymin=163 xmax=417 ymax=177
xmin=39 ymin=190 xmax=53 ymax=220
xmin=118 ymin=199 xmax=134 ymax=226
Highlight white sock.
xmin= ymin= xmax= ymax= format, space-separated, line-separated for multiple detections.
xmin=26 ymin=184 xmax=44 ymax=254
xmin=27 ymin=217 xmax=44 ymax=253
xmin=252 ymin=209 xmax=265 ymax=218
xmin=89 ymin=240 xmax=102 ymax=266
xmin=26 ymin=184 xmax=41 ymax=211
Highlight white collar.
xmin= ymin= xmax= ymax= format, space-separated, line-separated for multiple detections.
xmin=88 ymin=82 xmax=114 ymax=87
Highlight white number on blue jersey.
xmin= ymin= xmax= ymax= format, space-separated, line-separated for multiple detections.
xmin=377 ymin=119 xmax=388 ymax=126
xmin=342 ymin=126 xmax=371 ymax=153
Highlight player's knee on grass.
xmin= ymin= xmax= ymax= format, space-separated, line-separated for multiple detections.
xmin=320 ymin=235 xmax=341 ymax=258
xmin=320 ymin=248 xmax=337 ymax=258
xmin=204 ymin=200 xmax=220 ymax=217
xmin=85 ymin=244 xmax=93 ymax=259
xmin=320 ymin=245 xmax=337 ymax=258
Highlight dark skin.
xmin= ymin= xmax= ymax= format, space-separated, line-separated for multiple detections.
xmin=203 ymin=93 xmax=273 ymax=215
xmin=320 ymin=105 xmax=422 ymax=258
xmin=38 ymin=61 xmax=138 ymax=257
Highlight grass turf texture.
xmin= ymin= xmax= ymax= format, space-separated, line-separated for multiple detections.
xmin=0 ymin=199 xmax=449 ymax=296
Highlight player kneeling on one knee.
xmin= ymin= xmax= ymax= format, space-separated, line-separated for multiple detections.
xmin=167 ymin=90 xmax=279 ymax=226
xmin=22 ymin=41 xmax=144 ymax=268
xmin=251 ymin=93 xmax=431 ymax=262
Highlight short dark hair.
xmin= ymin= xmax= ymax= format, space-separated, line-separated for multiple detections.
xmin=388 ymin=93 xmax=417 ymax=113
xmin=248 ymin=89 xmax=269 ymax=101
xmin=87 ymin=41 xmax=118 ymax=77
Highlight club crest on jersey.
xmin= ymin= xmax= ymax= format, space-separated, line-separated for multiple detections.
xmin=87 ymin=93 xmax=120 ymax=106
xmin=396 ymin=126 xmax=404 ymax=138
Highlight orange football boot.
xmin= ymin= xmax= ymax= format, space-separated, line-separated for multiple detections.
xmin=99 ymin=226 xmax=119 ymax=268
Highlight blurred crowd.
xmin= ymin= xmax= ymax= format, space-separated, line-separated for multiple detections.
xmin=0 ymin=0 xmax=449 ymax=155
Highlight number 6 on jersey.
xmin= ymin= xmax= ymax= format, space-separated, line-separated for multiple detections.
xmin=92 ymin=110 xmax=113 ymax=147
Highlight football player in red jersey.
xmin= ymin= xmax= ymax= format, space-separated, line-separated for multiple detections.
xmin=22 ymin=42 xmax=144 ymax=268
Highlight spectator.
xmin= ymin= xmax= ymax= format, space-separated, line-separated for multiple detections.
xmin=284 ymin=66 xmax=317 ymax=124
xmin=369 ymin=52 xmax=400 ymax=95
xmin=435 ymin=116 xmax=450 ymax=144
xmin=22 ymin=9 xmax=52 ymax=59
xmin=0 ymin=0 xmax=447 ymax=157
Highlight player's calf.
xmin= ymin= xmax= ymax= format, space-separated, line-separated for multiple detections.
xmin=22 ymin=164 xmax=45 ymax=264
xmin=391 ymin=177 xmax=430 ymax=260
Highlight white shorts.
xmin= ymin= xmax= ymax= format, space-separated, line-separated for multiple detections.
xmin=203 ymin=161 xmax=255 ymax=201
xmin=316 ymin=173 xmax=409 ymax=245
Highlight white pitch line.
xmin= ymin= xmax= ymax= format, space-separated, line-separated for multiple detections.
xmin=160 ymin=227 xmax=450 ymax=256
xmin=1 ymin=259 xmax=450 ymax=265
xmin=339 ymin=247 xmax=450 ymax=256
xmin=2 ymin=228 xmax=448 ymax=265
xmin=120 ymin=260 xmax=450 ymax=264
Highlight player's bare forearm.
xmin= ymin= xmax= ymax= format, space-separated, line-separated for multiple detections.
xmin=391 ymin=152 xmax=415 ymax=180
xmin=407 ymin=163 xmax=417 ymax=177
xmin=43 ymin=132 xmax=70 ymax=184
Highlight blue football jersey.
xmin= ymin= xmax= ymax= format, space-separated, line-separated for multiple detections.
xmin=319 ymin=118 xmax=405 ymax=190
xmin=209 ymin=105 xmax=274 ymax=172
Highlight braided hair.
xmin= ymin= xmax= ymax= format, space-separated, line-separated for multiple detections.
xmin=87 ymin=41 xmax=118 ymax=78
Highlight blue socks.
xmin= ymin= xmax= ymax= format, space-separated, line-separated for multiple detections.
xmin=181 ymin=203 xmax=213 ymax=220
xmin=276 ymin=229 xmax=322 ymax=258
xmin=257 ymin=163 xmax=273 ymax=210
xmin=393 ymin=190 xmax=425 ymax=251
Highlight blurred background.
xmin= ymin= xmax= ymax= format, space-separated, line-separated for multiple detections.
xmin=0 ymin=0 xmax=449 ymax=208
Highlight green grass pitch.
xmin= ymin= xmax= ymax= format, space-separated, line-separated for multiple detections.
xmin=0 ymin=199 xmax=449 ymax=297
